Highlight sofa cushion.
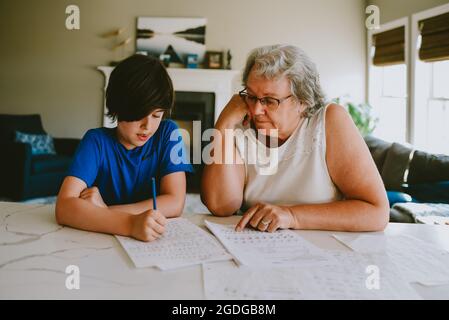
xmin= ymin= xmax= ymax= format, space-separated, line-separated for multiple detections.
xmin=15 ymin=131 xmax=56 ymax=155
xmin=364 ymin=135 xmax=392 ymax=172
xmin=386 ymin=191 xmax=414 ymax=208
xmin=402 ymin=180 xmax=449 ymax=204
xmin=407 ymin=150 xmax=449 ymax=184
xmin=381 ymin=142 xmax=414 ymax=191
xmin=31 ymin=154 xmax=72 ymax=174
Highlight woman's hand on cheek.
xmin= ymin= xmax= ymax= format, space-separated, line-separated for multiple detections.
xmin=235 ymin=203 xmax=296 ymax=232
xmin=79 ymin=186 xmax=108 ymax=208
xmin=216 ymin=94 xmax=251 ymax=129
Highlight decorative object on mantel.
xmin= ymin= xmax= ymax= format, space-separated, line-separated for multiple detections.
xmin=136 ymin=17 xmax=206 ymax=68
xmin=204 ymin=51 xmax=224 ymax=69
xmin=159 ymin=54 xmax=171 ymax=67
xmin=186 ymin=54 xmax=199 ymax=69
xmin=101 ymin=27 xmax=132 ymax=66
xmin=225 ymin=49 xmax=232 ymax=70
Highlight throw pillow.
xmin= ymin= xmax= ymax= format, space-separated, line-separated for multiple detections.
xmin=15 ymin=131 xmax=57 ymax=155
xmin=386 ymin=191 xmax=414 ymax=208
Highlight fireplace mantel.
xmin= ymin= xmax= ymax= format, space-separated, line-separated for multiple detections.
xmin=98 ymin=66 xmax=241 ymax=128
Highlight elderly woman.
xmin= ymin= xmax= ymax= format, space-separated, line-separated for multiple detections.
xmin=201 ymin=44 xmax=389 ymax=232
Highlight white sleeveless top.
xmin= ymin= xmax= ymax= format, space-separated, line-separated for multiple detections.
xmin=235 ymin=104 xmax=342 ymax=210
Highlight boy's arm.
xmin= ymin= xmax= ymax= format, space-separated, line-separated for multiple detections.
xmin=55 ymin=176 xmax=134 ymax=236
xmin=109 ymin=171 xmax=187 ymax=218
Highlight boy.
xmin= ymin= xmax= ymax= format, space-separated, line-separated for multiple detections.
xmin=56 ymin=54 xmax=192 ymax=242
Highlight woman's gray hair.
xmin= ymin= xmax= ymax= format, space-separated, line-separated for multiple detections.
xmin=242 ymin=44 xmax=326 ymax=118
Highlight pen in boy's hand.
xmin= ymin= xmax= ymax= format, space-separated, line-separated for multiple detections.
xmin=152 ymin=177 xmax=157 ymax=210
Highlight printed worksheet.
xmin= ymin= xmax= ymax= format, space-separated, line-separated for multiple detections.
xmin=116 ymin=218 xmax=232 ymax=270
xmin=204 ymin=221 xmax=331 ymax=267
xmin=332 ymin=233 xmax=449 ymax=285
xmin=306 ymin=250 xmax=421 ymax=299
xmin=203 ymin=251 xmax=421 ymax=300
xmin=203 ymin=261 xmax=323 ymax=300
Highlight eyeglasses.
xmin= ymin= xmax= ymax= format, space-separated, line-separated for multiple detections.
xmin=239 ymin=89 xmax=293 ymax=111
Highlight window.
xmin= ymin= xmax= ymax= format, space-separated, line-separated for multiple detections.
xmin=369 ymin=64 xmax=407 ymax=143
xmin=412 ymin=4 xmax=449 ymax=155
xmin=367 ymin=4 xmax=449 ymax=156
xmin=368 ymin=20 xmax=408 ymax=143
xmin=413 ymin=59 xmax=449 ymax=155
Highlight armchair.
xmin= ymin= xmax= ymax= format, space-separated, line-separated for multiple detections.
xmin=0 ymin=114 xmax=80 ymax=201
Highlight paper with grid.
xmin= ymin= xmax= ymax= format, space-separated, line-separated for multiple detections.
xmin=116 ymin=218 xmax=232 ymax=270
xmin=204 ymin=220 xmax=331 ymax=267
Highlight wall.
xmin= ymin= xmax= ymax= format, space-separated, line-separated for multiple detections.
xmin=367 ymin=0 xmax=449 ymax=24
xmin=0 ymin=0 xmax=366 ymax=138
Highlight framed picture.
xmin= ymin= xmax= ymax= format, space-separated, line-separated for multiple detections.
xmin=205 ymin=51 xmax=223 ymax=69
xmin=136 ymin=17 xmax=207 ymax=67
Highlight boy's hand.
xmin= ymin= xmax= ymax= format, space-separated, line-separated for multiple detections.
xmin=80 ymin=186 xmax=107 ymax=208
xmin=130 ymin=209 xmax=167 ymax=242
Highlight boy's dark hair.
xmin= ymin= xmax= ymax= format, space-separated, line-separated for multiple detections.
xmin=106 ymin=54 xmax=174 ymax=122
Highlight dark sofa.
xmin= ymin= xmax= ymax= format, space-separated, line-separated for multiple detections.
xmin=0 ymin=114 xmax=80 ymax=201
xmin=364 ymin=135 xmax=449 ymax=222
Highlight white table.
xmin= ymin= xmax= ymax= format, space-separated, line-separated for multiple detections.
xmin=1 ymin=201 xmax=449 ymax=299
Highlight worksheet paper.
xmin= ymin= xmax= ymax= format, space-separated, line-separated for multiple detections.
xmin=332 ymin=233 xmax=449 ymax=285
xmin=204 ymin=221 xmax=331 ymax=267
xmin=307 ymin=250 xmax=421 ymax=299
xmin=203 ymin=251 xmax=421 ymax=300
xmin=203 ymin=261 xmax=323 ymax=300
xmin=116 ymin=218 xmax=232 ymax=270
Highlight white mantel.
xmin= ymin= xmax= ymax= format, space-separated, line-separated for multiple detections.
xmin=98 ymin=66 xmax=241 ymax=128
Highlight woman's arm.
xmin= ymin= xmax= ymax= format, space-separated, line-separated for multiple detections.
xmin=290 ymin=103 xmax=389 ymax=231
xmin=55 ymin=176 xmax=166 ymax=241
xmin=201 ymin=95 xmax=247 ymax=216
xmin=108 ymin=171 xmax=187 ymax=218
xmin=236 ymin=104 xmax=389 ymax=232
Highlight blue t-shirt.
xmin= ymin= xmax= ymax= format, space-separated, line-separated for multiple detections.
xmin=67 ymin=120 xmax=193 ymax=205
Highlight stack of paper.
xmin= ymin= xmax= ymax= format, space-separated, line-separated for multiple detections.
xmin=116 ymin=218 xmax=232 ymax=270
